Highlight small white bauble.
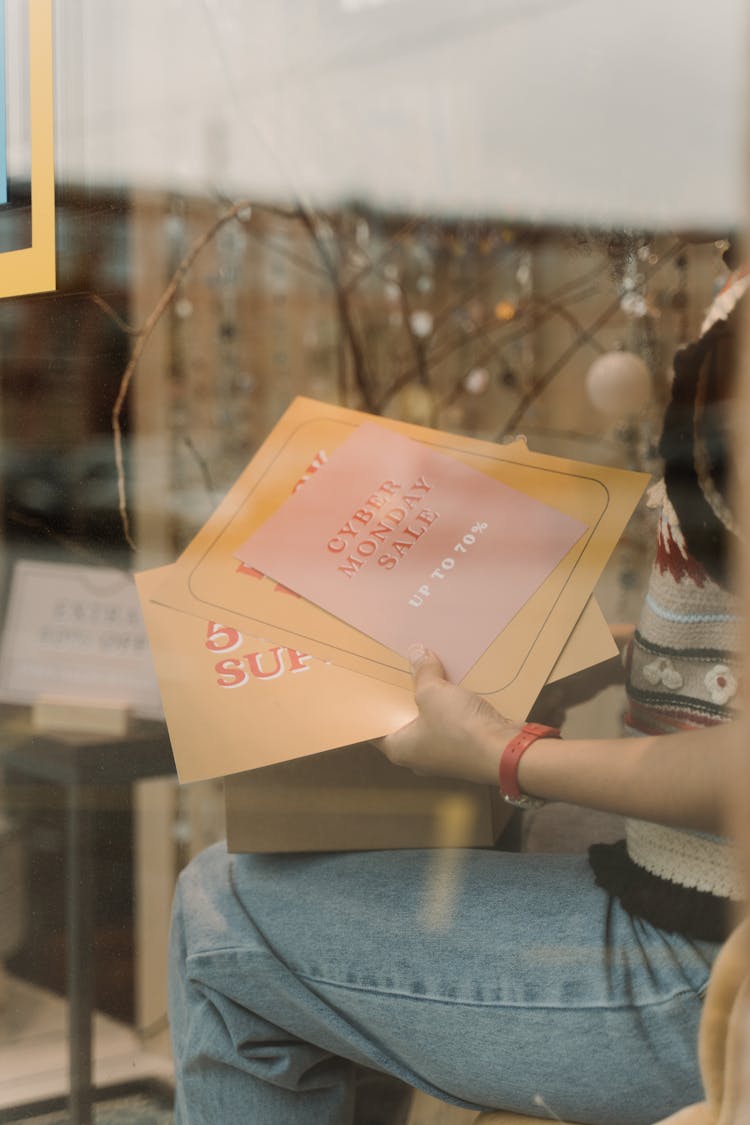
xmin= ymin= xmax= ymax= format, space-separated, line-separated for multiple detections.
xmin=585 ymin=351 xmax=651 ymax=417
xmin=409 ymin=310 xmax=434 ymax=338
xmin=463 ymin=367 xmax=490 ymax=395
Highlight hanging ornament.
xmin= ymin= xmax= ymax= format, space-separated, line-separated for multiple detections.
xmin=619 ymin=245 xmax=650 ymax=319
xmin=585 ymin=351 xmax=651 ymax=417
xmin=409 ymin=310 xmax=433 ymax=338
xmin=463 ymin=367 xmax=490 ymax=395
xmin=494 ymin=300 xmax=516 ymax=322
xmin=620 ymin=292 xmax=649 ymax=318
xmin=619 ymin=271 xmax=648 ymax=318
xmin=389 ymin=384 xmax=436 ymax=426
xmin=515 ymin=251 xmax=532 ymax=292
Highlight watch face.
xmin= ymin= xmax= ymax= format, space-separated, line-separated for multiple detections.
xmin=501 ymin=792 xmax=545 ymax=810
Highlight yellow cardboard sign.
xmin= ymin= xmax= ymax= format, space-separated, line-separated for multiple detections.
xmin=137 ymin=566 xmax=612 ymax=783
xmin=153 ymin=398 xmax=646 ymax=721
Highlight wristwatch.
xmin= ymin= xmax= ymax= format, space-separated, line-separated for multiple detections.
xmin=498 ymin=722 xmax=561 ymax=809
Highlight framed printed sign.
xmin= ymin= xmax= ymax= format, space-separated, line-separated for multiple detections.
xmin=0 ymin=560 xmax=163 ymax=720
xmin=0 ymin=0 xmax=54 ymax=299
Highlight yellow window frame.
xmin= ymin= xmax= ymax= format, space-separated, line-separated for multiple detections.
xmin=0 ymin=0 xmax=54 ymax=299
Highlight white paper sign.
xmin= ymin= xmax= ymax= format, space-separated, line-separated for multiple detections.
xmin=0 ymin=560 xmax=163 ymax=720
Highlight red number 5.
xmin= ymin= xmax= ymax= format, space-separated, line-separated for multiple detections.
xmin=205 ymin=621 xmax=242 ymax=653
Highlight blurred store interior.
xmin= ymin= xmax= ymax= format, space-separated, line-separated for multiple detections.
xmin=0 ymin=1 xmax=747 ymax=1122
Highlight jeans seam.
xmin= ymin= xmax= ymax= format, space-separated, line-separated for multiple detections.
xmin=295 ymin=971 xmax=704 ymax=1013
xmin=186 ymin=950 xmax=707 ymax=1011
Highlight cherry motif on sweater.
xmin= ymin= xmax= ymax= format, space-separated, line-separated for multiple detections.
xmin=642 ymin=656 xmax=684 ymax=692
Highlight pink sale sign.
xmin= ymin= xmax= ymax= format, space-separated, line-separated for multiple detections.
xmin=235 ymin=423 xmax=587 ymax=682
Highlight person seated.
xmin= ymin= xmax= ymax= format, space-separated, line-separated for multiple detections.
xmin=167 ymin=274 xmax=746 ymax=1125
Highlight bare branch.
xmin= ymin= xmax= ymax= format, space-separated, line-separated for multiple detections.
xmin=111 ymin=197 xmax=264 ymax=549
xmin=498 ymin=241 xmax=685 ymax=437
xmin=89 ymin=295 xmax=140 ymax=336
xmin=296 ymin=208 xmax=377 ymax=412
xmin=182 ymin=434 xmax=215 ymax=497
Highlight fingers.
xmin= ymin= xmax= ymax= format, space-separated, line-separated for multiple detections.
xmin=372 ymin=646 xmax=448 ymax=772
xmin=378 ymin=719 xmax=421 ymax=771
xmin=408 ymin=644 xmax=448 ymax=696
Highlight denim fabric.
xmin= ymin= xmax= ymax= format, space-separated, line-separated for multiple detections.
xmin=169 ymin=842 xmax=718 ymax=1125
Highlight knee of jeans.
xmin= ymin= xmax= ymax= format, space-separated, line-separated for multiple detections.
xmin=172 ymin=842 xmax=270 ymax=957
xmin=175 ymin=842 xmax=231 ymax=911
xmin=170 ymin=843 xmax=231 ymax=942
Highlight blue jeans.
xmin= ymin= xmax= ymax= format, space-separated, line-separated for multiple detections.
xmin=168 ymin=842 xmax=718 ymax=1125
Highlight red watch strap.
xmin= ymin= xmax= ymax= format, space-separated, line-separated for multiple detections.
xmin=499 ymin=722 xmax=561 ymax=802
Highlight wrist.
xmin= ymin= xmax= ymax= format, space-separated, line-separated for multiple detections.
xmin=478 ymin=719 xmax=524 ymax=786
xmin=499 ymin=724 xmax=562 ymax=808
xmin=516 ymin=737 xmax=563 ymax=800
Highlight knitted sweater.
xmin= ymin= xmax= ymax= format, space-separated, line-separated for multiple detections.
xmin=626 ymin=481 xmax=740 ymax=893
xmin=588 ymin=492 xmax=742 ymax=939
xmin=589 ymin=279 xmax=745 ymax=942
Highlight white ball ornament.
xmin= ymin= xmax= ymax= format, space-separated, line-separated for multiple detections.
xmin=585 ymin=351 xmax=651 ymax=418
xmin=463 ymin=367 xmax=490 ymax=395
xmin=409 ymin=310 xmax=434 ymax=339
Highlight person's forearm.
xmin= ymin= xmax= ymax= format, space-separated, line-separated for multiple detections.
xmin=508 ymin=722 xmax=734 ymax=835
xmin=381 ymin=648 xmax=733 ymax=834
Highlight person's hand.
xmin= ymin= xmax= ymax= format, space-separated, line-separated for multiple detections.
xmin=376 ymin=645 xmax=522 ymax=785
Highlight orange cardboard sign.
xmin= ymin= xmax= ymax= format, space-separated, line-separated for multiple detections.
xmin=153 ymin=398 xmax=646 ymax=721
xmin=137 ymin=565 xmax=613 ymax=783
